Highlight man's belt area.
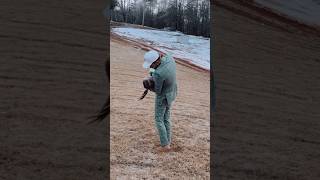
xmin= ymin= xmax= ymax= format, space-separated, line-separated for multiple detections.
xmin=139 ymin=76 xmax=155 ymax=100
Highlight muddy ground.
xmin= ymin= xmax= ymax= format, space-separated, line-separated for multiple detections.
xmin=110 ymin=36 xmax=210 ymax=179
xmin=0 ymin=0 xmax=108 ymax=179
xmin=213 ymin=2 xmax=320 ymax=180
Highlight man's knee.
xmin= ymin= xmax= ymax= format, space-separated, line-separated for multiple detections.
xmin=155 ymin=116 xmax=163 ymax=123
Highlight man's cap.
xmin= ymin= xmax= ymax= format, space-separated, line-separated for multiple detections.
xmin=143 ymin=50 xmax=159 ymax=69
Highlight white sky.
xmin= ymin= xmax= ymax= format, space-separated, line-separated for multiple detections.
xmin=119 ymin=0 xmax=210 ymax=9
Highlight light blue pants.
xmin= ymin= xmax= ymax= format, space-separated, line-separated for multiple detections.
xmin=155 ymin=97 xmax=171 ymax=146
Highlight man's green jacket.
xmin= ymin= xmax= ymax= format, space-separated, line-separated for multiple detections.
xmin=153 ymin=54 xmax=177 ymax=106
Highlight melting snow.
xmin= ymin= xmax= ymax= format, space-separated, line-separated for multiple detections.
xmin=112 ymin=27 xmax=210 ymax=70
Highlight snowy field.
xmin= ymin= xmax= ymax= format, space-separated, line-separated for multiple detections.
xmin=255 ymin=0 xmax=320 ymax=27
xmin=112 ymin=27 xmax=210 ymax=70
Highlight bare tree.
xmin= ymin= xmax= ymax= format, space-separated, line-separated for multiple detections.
xmin=142 ymin=1 xmax=146 ymax=26
xmin=111 ymin=0 xmax=210 ymax=37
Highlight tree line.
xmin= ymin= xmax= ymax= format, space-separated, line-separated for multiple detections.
xmin=110 ymin=0 xmax=210 ymax=37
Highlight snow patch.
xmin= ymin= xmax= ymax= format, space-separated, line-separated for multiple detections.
xmin=112 ymin=27 xmax=211 ymax=70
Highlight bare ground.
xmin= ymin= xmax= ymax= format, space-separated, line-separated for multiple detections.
xmin=0 ymin=0 xmax=108 ymax=179
xmin=214 ymin=2 xmax=320 ymax=180
xmin=110 ymin=36 xmax=210 ymax=179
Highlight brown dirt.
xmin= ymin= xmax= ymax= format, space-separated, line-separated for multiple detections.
xmin=215 ymin=0 xmax=320 ymax=36
xmin=110 ymin=36 xmax=210 ymax=179
xmin=0 ymin=0 xmax=108 ymax=179
xmin=214 ymin=2 xmax=320 ymax=180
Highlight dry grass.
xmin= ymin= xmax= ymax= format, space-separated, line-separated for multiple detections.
xmin=110 ymin=37 xmax=210 ymax=179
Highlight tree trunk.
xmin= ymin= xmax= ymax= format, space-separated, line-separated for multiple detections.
xmin=142 ymin=3 xmax=146 ymax=26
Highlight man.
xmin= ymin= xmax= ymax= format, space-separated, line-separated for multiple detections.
xmin=143 ymin=50 xmax=178 ymax=152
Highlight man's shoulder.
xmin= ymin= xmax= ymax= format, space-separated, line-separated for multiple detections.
xmin=162 ymin=55 xmax=176 ymax=66
xmin=161 ymin=54 xmax=174 ymax=62
xmin=155 ymin=54 xmax=175 ymax=73
xmin=155 ymin=62 xmax=171 ymax=74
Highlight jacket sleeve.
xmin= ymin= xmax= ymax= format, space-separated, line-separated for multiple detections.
xmin=153 ymin=72 xmax=164 ymax=95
